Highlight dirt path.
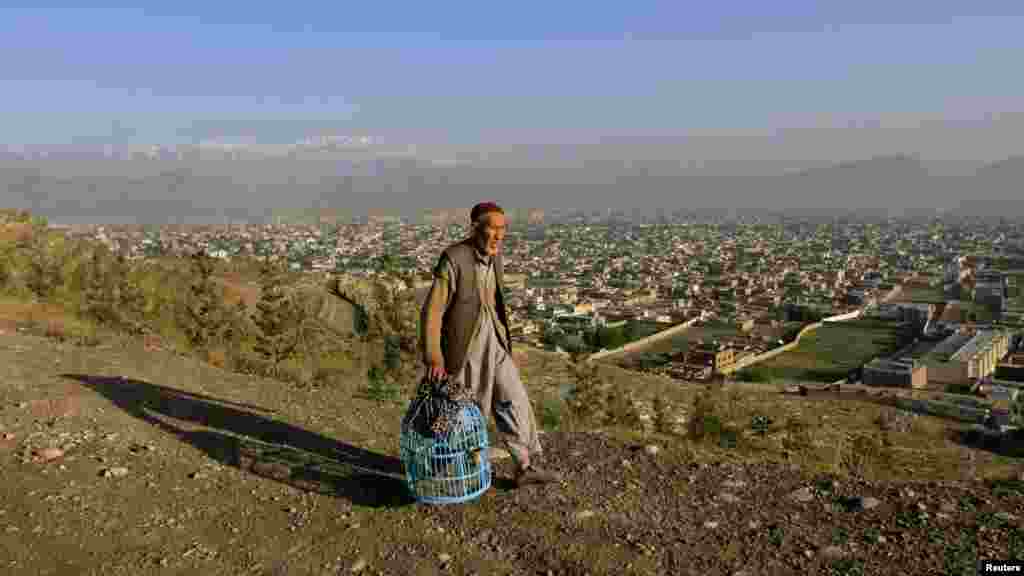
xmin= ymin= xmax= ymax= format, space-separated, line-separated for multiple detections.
xmin=2 ymin=332 xmax=1024 ymax=575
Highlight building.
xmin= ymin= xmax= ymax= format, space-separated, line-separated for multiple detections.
xmin=974 ymin=271 xmax=1007 ymax=315
xmin=953 ymin=329 xmax=1010 ymax=379
xmin=872 ymin=303 xmax=932 ymax=335
xmin=680 ymin=342 xmax=737 ymax=374
xmin=995 ymin=353 xmax=1024 ymax=383
xmin=926 ymin=329 xmax=1011 ymax=386
xmin=846 ymin=288 xmax=866 ymax=306
xmin=526 ymin=208 xmax=545 ymax=225
xmin=862 ymin=358 xmax=928 ymax=389
xmin=573 ymin=302 xmax=595 ymax=315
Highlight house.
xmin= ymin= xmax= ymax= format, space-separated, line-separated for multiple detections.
xmin=862 ymin=358 xmax=928 ymax=389
xmin=925 ymin=329 xmax=1011 ymax=386
xmin=680 ymin=342 xmax=736 ymax=374
xmin=574 ymin=302 xmax=595 ymax=315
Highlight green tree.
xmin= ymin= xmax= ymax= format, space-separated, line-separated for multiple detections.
xmin=600 ymin=325 xmax=628 ymax=349
xmin=251 ymin=257 xmax=305 ymax=375
xmin=0 ymin=244 xmax=11 ymax=291
xmin=81 ymin=245 xmax=119 ymax=326
xmin=20 ymin=231 xmax=62 ymax=300
xmin=181 ymin=251 xmax=221 ymax=355
xmin=113 ymin=253 xmax=146 ymax=334
xmin=384 ymin=334 xmax=401 ymax=371
xmin=563 ymin=333 xmax=586 ymax=355
xmin=222 ymin=299 xmax=250 ymax=367
xmin=541 ymin=324 xmax=565 ymax=350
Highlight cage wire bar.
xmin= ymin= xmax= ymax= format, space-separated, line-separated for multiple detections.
xmin=400 ymin=399 xmax=492 ymax=504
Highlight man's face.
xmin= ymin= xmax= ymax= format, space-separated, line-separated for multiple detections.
xmin=474 ymin=212 xmax=506 ymax=256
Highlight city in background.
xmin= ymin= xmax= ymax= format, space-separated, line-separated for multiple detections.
xmin=18 ymin=203 xmax=1024 ymax=410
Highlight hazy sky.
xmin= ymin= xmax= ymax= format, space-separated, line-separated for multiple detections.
xmin=3 ymin=1 xmax=1024 ymax=161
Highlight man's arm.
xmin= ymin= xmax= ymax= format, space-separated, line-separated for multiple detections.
xmin=420 ymin=255 xmax=455 ymax=367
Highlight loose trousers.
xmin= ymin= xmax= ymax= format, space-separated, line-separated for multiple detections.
xmin=449 ymin=310 xmax=542 ymax=468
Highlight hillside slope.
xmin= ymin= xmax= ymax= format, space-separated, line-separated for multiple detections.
xmin=2 ymin=331 xmax=1024 ymax=575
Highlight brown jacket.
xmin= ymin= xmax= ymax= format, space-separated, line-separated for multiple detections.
xmin=420 ymin=237 xmax=511 ymax=375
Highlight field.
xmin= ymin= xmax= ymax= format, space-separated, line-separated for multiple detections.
xmin=956 ymin=301 xmax=1000 ymax=323
xmin=743 ymin=319 xmax=912 ymax=383
xmin=637 ymin=320 xmax=745 ymax=357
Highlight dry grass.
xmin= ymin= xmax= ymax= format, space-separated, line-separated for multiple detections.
xmin=520 ymin=349 xmax=994 ymax=482
xmin=0 ymin=222 xmax=33 ymax=244
xmin=1 ymin=280 xmax=1011 ymax=486
xmin=0 ymin=296 xmax=101 ymax=343
xmin=0 ymin=215 xmax=1016 ymax=489
xmin=751 ymin=320 xmax=909 ymax=383
xmin=549 ymin=375 xmax=1022 ymax=484
xmin=207 ymin=348 xmax=229 ymax=369
xmin=215 ymin=275 xmax=260 ymax=307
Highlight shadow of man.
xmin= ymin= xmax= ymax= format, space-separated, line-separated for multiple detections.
xmin=63 ymin=373 xmax=414 ymax=508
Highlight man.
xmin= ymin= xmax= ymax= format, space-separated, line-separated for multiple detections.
xmin=420 ymin=202 xmax=561 ymax=487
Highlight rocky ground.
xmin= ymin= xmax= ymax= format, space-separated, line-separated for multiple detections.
xmin=2 ymin=330 xmax=1024 ymax=575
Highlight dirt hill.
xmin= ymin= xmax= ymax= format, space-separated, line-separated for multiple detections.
xmin=2 ymin=330 xmax=1024 ymax=575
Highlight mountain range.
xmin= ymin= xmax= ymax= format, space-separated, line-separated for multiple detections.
xmin=1 ymin=145 xmax=1022 ymax=224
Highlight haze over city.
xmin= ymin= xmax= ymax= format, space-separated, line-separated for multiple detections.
xmin=3 ymin=2 xmax=1024 ymax=223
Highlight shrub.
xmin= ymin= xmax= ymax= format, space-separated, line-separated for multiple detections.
xmin=781 ymin=413 xmax=814 ymax=454
xmin=80 ymin=245 xmax=120 ymax=327
xmin=652 ymin=394 xmax=682 ymax=435
xmin=0 ymin=244 xmax=12 ymax=290
xmin=311 ymin=366 xmax=348 ymax=388
xmin=1010 ymin=389 xmax=1024 ymax=429
xmin=945 ymin=383 xmax=973 ymax=395
xmin=229 ymin=351 xmax=273 ymax=377
xmin=565 ymin=361 xmax=642 ymax=427
xmin=687 ymin=390 xmax=742 ymax=449
xmin=841 ymin=431 xmax=893 ymax=480
xmin=538 ymin=395 xmax=565 ymax=431
xmin=874 ymin=408 xmax=915 ymax=433
xmin=362 ymin=364 xmax=402 ymax=402
xmin=20 ymin=232 xmax=63 ymax=300
xmin=687 ymin=392 xmax=721 ymax=440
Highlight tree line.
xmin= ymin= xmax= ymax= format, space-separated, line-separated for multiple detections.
xmin=540 ymin=319 xmax=658 ymax=355
xmin=0 ymin=211 xmax=418 ymax=397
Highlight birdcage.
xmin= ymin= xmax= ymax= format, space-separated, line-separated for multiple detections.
xmin=400 ymin=379 xmax=491 ymax=504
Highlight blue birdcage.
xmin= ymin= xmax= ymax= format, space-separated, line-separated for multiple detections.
xmin=400 ymin=378 xmax=491 ymax=504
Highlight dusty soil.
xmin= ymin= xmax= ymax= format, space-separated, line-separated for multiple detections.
xmin=2 ymin=330 xmax=1024 ymax=575
xmin=214 ymin=275 xmax=261 ymax=308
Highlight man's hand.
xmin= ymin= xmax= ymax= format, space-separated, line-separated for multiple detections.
xmin=427 ymin=362 xmax=447 ymax=382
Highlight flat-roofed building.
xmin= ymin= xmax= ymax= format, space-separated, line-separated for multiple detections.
xmin=682 ymin=342 xmax=737 ymax=374
xmin=863 ymin=358 xmax=928 ymax=389
xmin=952 ymin=329 xmax=1010 ymax=379
xmin=926 ymin=329 xmax=1011 ymax=386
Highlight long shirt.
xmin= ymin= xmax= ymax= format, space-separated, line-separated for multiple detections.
xmin=420 ymin=246 xmax=510 ymax=368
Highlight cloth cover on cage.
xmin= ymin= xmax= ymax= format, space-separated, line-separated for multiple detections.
xmin=406 ymin=375 xmax=477 ymax=437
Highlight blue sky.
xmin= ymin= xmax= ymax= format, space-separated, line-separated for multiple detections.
xmin=3 ymin=1 xmax=1024 ymax=153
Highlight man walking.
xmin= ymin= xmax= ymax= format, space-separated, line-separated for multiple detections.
xmin=420 ymin=202 xmax=561 ymax=487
